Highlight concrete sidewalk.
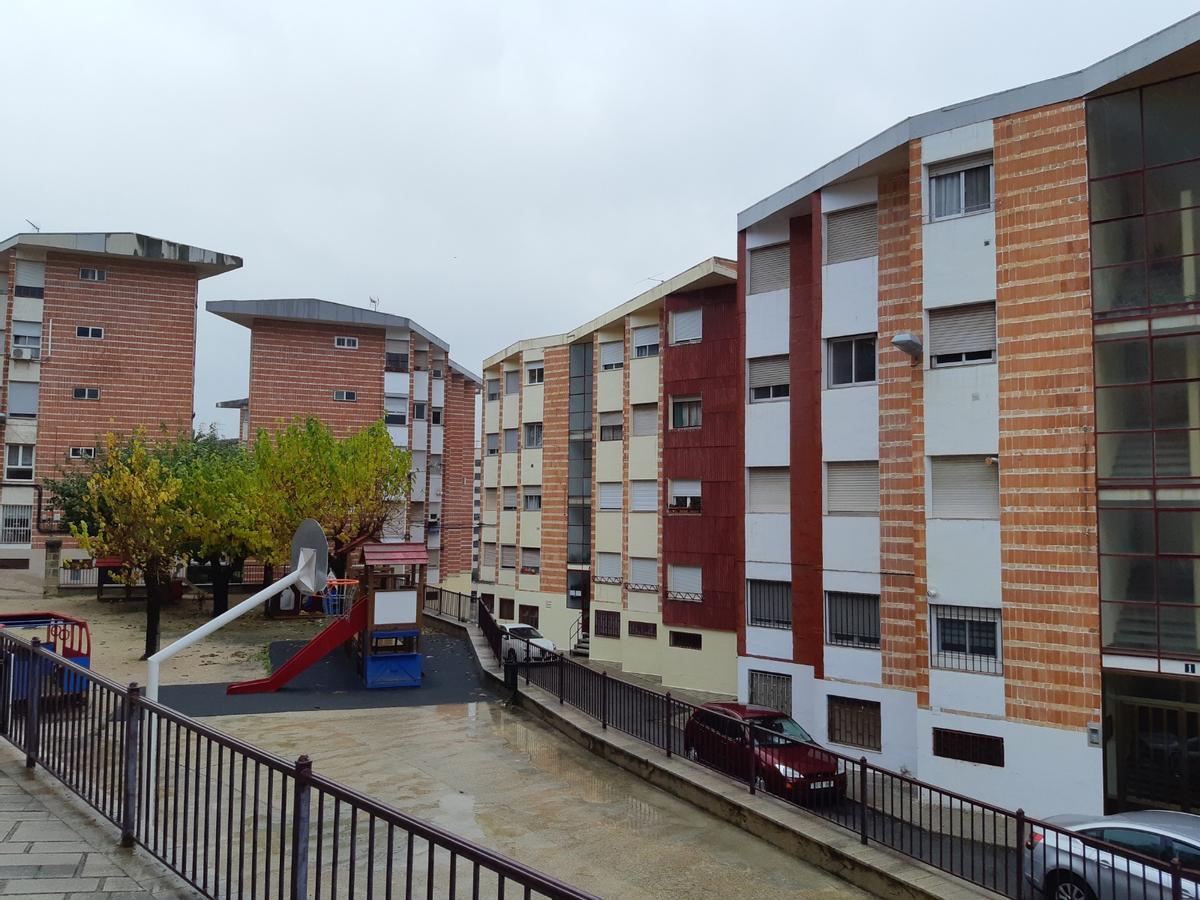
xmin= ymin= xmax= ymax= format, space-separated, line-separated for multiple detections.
xmin=0 ymin=745 xmax=194 ymax=898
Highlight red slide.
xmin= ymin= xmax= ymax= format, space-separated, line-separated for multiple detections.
xmin=226 ymin=599 xmax=367 ymax=695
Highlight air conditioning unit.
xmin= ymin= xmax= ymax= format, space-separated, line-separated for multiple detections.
xmin=11 ymin=347 xmax=39 ymax=361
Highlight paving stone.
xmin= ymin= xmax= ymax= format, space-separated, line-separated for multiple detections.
xmin=10 ymin=822 xmax=81 ymax=842
xmin=0 ymin=854 xmax=84 ymax=868
xmin=0 ymin=877 xmax=100 ymax=894
xmin=79 ymin=854 xmax=126 ymax=876
xmin=99 ymin=876 xmax=144 ymax=891
xmin=26 ymin=842 xmax=92 ymax=854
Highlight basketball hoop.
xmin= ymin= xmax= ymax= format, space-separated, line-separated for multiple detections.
xmin=322 ymin=579 xmax=359 ymax=617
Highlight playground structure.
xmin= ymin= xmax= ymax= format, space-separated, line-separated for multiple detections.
xmin=0 ymin=611 xmax=92 ymax=703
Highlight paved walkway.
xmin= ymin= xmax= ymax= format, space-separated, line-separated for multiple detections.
xmin=0 ymin=745 xmax=194 ymax=898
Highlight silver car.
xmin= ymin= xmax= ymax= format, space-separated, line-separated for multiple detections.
xmin=1026 ymin=810 xmax=1200 ymax=900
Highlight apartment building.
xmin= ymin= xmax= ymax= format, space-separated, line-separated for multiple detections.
xmin=0 ymin=232 xmax=242 ymax=592
xmin=207 ymin=299 xmax=479 ymax=592
xmin=477 ymin=258 xmax=740 ymax=694
xmin=734 ymin=15 xmax=1200 ymax=815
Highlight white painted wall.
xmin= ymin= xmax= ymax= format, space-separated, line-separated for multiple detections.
xmin=745 ymin=402 xmax=790 ymax=467
xmin=924 ymin=365 xmax=998 ymax=456
xmin=822 ymin=516 xmax=880 ymax=580
xmin=745 ymin=513 xmax=790 ymax=564
xmin=746 ymin=290 xmax=790 ymax=358
xmin=431 ymin=378 xmax=445 ymax=407
xmin=629 ymin=357 xmax=659 ymax=405
xmin=921 ymin=121 xmax=993 ymax=165
xmin=746 ymin=211 xmax=790 ymax=249
xmin=374 ymin=589 xmax=417 ymax=624
xmin=929 ymin=669 xmax=1005 ymax=717
xmin=384 ymin=371 xmax=410 ymax=396
xmin=824 ymin=646 xmax=882 ymax=684
xmin=822 ymin=257 xmax=878 ymax=338
xmin=413 ymin=370 xmax=430 ymax=399
xmin=821 ymin=176 xmax=878 ymax=214
xmin=597 ymin=370 xmax=622 ymax=412
xmin=628 ymin=435 xmax=657 ymax=480
xmin=411 ymin=420 xmax=428 ymax=450
xmin=925 ymin=519 xmax=1001 ymax=607
xmin=430 ymin=425 xmax=443 ymax=455
xmin=923 ymin=213 xmax=997 ymax=309
xmin=745 ymin=628 xmax=792 ymax=660
xmin=821 ymin=386 xmax=878 ymax=461
xmin=523 ymin=383 xmax=544 ymax=421
xmin=595 ymin=441 xmax=621 ymax=480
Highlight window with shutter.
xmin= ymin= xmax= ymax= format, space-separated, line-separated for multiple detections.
xmin=670 ymin=308 xmax=703 ymax=345
xmin=930 ymin=456 xmax=1000 ymax=519
xmin=629 ymin=557 xmax=658 ymax=589
xmin=929 ymin=158 xmax=993 ymax=221
xmin=825 ymin=204 xmax=879 ymax=264
xmin=526 ymin=364 xmax=544 ymax=384
xmin=384 ymin=394 xmax=408 ymax=426
xmin=520 ymin=547 xmax=541 ymax=573
xmin=523 ymin=485 xmax=542 ymax=511
xmin=485 ymin=433 xmax=499 ymax=456
xmin=504 ymin=429 xmax=518 ymax=453
xmin=599 ymin=410 xmax=623 ymax=442
xmin=631 ymin=403 xmax=658 ymax=436
xmin=500 ymin=545 xmax=517 ymax=568
xmin=14 ymin=261 xmax=45 ymax=298
xmin=630 ymin=481 xmax=657 ymax=512
xmin=931 ymin=605 xmax=1001 ymax=673
xmin=598 ymin=482 xmax=623 ymax=510
xmin=483 ymin=488 xmax=497 ymax=511
xmin=929 ymin=303 xmax=996 ymax=367
xmin=668 ymin=479 xmax=701 ymax=512
xmin=595 ymin=552 xmax=622 ymax=581
xmin=600 ymin=341 xmax=624 ymax=370
xmin=667 ymin=564 xmax=702 ymax=598
xmin=748 ymin=356 xmax=790 ymax=402
xmin=482 ymin=543 xmax=497 ymax=567
xmin=748 ymin=244 xmax=789 ymax=294
xmin=505 ymin=370 xmax=520 ymax=394
xmin=633 ymin=325 xmax=660 ymax=358
xmin=8 ymin=383 xmax=37 ymax=418
xmin=486 ymin=378 xmax=500 ymax=401
xmin=524 ymin=422 xmax=543 ymax=449
xmin=502 ymin=487 xmax=518 ymax=510
xmin=826 ymin=462 xmax=880 ymax=514
xmin=748 ymin=468 xmax=790 ymax=513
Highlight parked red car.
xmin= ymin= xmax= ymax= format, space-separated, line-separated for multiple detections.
xmin=682 ymin=702 xmax=846 ymax=801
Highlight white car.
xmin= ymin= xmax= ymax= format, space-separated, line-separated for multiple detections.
xmin=499 ymin=623 xmax=557 ymax=663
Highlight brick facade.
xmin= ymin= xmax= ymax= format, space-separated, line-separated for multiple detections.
xmin=440 ymin=368 xmax=478 ymax=583
xmin=538 ymin=346 xmax=570 ymax=594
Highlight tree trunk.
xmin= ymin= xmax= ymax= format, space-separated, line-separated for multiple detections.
xmin=210 ymin=559 xmax=232 ymax=618
xmin=142 ymin=565 xmax=165 ymax=660
xmin=330 ymin=550 xmax=346 ymax=580
xmin=262 ymin=563 xmax=273 ymax=590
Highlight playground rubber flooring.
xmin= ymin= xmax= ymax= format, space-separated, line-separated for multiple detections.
xmin=158 ymin=631 xmax=499 ymax=716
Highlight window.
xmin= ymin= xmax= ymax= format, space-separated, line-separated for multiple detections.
xmin=671 ymin=397 xmax=701 ymax=429
xmin=432 ymin=367 xmax=444 ymax=380
xmin=76 ymin=325 xmax=104 ymax=339
xmin=668 ymin=479 xmax=701 ymax=512
xmin=523 ymin=485 xmax=542 ymax=511
xmin=527 ymin=364 xmax=544 ymax=384
xmin=827 ymin=696 xmax=882 ymax=751
xmin=669 ymin=631 xmax=702 ymax=650
xmin=930 ymin=456 xmax=999 ymax=519
xmin=0 ymin=505 xmax=33 ymax=544
xmin=929 ymin=303 xmax=996 ymax=367
xmin=518 ymin=604 xmax=539 ymax=627
xmin=595 ymin=552 xmax=622 ymax=581
xmin=633 ymin=325 xmax=660 ymax=358
xmin=749 ymin=356 xmax=790 ymax=402
xmin=628 ymin=557 xmax=657 ymax=589
xmin=1097 ymin=829 xmax=1169 ymax=860
xmin=502 ymin=486 xmax=518 ymax=510
xmin=826 ymin=204 xmax=878 ymax=264
xmin=483 ymin=488 xmax=497 ymax=512
xmin=628 ymin=620 xmax=657 ymax=639
xmin=334 ymin=336 xmax=358 ymax=349
xmin=5 ymin=445 xmax=34 ymax=480
xmin=384 ymin=395 xmax=407 ymax=426
xmin=748 ymin=243 xmax=789 ymax=294
xmin=595 ymin=610 xmax=620 ymax=638
xmin=599 ymin=411 xmax=623 ymax=442
xmin=525 ymin=422 xmax=544 ymax=451
xmin=667 ymin=564 xmax=702 ymax=599
xmin=749 ymin=671 xmax=792 ymax=713
xmin=520 ymin=547 xmax=540 ymax=574
xmin=747 ymin=580 xmax=791 ymax=629
xmin=748 ymin=468 xmax=789 ymax=513
xmin=825 ymin=591 xmax=881 ymax=648
xmin=828 ymin=335 xmax=876 ymax=386
xmin=79 ymin=267 xmax=106 ymax=282
xmin=929 ymin=158 xmax=993 ymax=221
xmin=68 ymin=447 xmax=96 ymax=460
xmin=567 ymin=504 xmax=591 ymax=565
xmin=670 ymin=308 xmax=702 ymax=345
xmin=826 ymin=461 xmax=880 ymax=514
xmin=600 ymin=341 xmax=624 ymax=371
xmin=486 ymin=378 xmax=500 ymax=401
xmin=503 ymin=428 xmax=518 ymax=453
xmin=631 ymin=403 xmax=657 ymax=436
xmin=932 ymin=605 xmax=1001 ymax=674
xmin=14 ymin=261 xmax=44 ymax=299
xmin=598 ymin=482 xmax=623 ymax=510
xmin=386 ymin=351 xmax=409 ymax=373
xmin=482 ymin=543 xmax=497 ymax=568
xmin=932 ymin=729 xmax=1004 ymax=767
xmin=630 ymin=480 xmax=657 ymax=512
xmin=428 ymin=407 xmax=441 ymax=425
xmin=485 ymin=433 xmax=499 ymax=456
xmin=8 ymin=382 xmax=38 ymax=417
xmin=413 ymin=402 xmax=427 ymax=421
xmin=499 ymin=597 xmax=514 ymax=620
xmin=12 ymin=322 xmax=42 ymax=359
xmin=73 ymin=387 xmax=101 ymax=401
xmin=500 ymin=544 xmax=517 ymax=569
xmin=505 ymin=371 xmax=520 ymax=395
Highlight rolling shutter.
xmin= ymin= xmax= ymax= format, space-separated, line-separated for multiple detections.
xmin=500 ymin=545 xmax=517 ymax=568
xmin=504 ymin=429 xmax=518 ymax=452
xmin=482 ymin=543 xmax=497 ymax=567
xmin=596 ymin=552 xmax=622 ymax=579
xmin=629 ymin=557 xmax=658 ymax=585
xmin=630 ymin=480 xmax=658 ymax=512
xmin=826 ymin=462 xmax=880 ymax=514
xmin=826 ymin=204 xmax=878 ymax=264
xmin=15 ymin=261 xmax=44 ymax=289
xmin=632 ymin=325 xmax=659 ymax=350
xmin=502 ymin=486 xmax=517 ymax=508
xmin=8 ymin=382 xmax=38 ymax=417
xmin=748 ymin=468 xmax=790 ymax=513
xmin=632 ymin=403 xmax=658 ymax=436
xmin=670 ymin=479 xmax=700 ymax=499
xmin=668 ymin=564 xmax=702 ymax=594
xmin=748 ymin=244 xmax=789 ymax=294
xmin=521 ymin=547 xmax=540 ymax=568
xmin=748 ymin=356 xmax=790 ymax=389
xmin=600 ymin=341 xmax=624 ymax=367
xmin=929 ymin=303 xmax=997 ymax=356
xmin=598 ymin=482 xmax=623 ymax=510
xmin=599 ymin=411 xmax=622 ymax=427
xmin=930 ymin=456 xmax=1000 ymax=519
xmin=671 ymin=308 xmax=702 ymax=344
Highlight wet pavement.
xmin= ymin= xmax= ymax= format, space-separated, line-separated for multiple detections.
xmin=209 ymin=700 xmax=870 ymax=899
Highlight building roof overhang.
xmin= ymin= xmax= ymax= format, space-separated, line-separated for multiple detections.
xmin=0 ymin=232 xmax=242 ymax=279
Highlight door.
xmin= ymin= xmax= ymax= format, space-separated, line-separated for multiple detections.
xmin=567 ymin=570 xmax=590 ymax=635
xmin=518 ymin=604 xmax=539 ymax=628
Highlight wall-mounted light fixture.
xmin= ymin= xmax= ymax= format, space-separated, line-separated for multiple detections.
xmin=892 ymin=332 xmax=923 ymax=359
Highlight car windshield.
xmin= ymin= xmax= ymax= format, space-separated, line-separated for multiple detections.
xmin=509 ymin=625 xmax=544 ymax=640
xmin=752 ymin=716 xmax=814 ymax=746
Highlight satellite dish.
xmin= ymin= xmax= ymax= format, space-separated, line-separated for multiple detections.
xmin=291 ymin=519 xmax=329 ymax=593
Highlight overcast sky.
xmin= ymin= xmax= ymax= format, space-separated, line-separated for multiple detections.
xmin=4 ymin=1 xmax=1197 ymax=436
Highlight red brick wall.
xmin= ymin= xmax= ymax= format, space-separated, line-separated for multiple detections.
xmin=994 ymin=100 xmax=1100 ymax=730
xmin=247 ymin=320 xmax=385 ymax=438
xmin=539 ymin=346 xmax=570 ymax=594
xmin=440 ymin=368 xmax=478 ymax=583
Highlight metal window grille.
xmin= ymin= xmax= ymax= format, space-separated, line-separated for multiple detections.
xmin=747 ymin=579 xmax=792 ymax=629
xmin=827 ymin=695 xmax=882 ymax=751
xmin=748 ymin=670 xmax=792 ymax=713
xmin=826 ymin=203 xmax=878 ymax=264
xmin=825 ymin=591 xmax=881 ymax=648
xmin=932 ymin=728 xmax=1005 ymax=767
xmin=930 ymin=605 xmax=1002 ymax=674
xmin=669 ymin=630 xmax=702 ymax=650
xmin=627 ymin=620 xmax=657 ymax=639
xmin=0 ymin=505 xmax=33 ymax=543
xmin=594 ymin=610 xmax=620 ymax=637
xmin=748 ymin=243 xmax=789 ymax=294
xmin=499 ymin=597 xmax=514 ymax=620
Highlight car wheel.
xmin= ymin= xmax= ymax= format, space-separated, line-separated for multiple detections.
xmin=686 ymin=746 xmax=699 ymax=761
xmin=1047 ymin=873 xmax=1096 ymax=900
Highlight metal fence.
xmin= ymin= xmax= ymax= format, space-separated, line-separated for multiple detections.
xmin=423 ymin=588 xmax=475 ymax=625
xmin=467 ymin=595 xmax=1197 ymax=900
xmin=0 ymin=630 xmax=596 ymax=900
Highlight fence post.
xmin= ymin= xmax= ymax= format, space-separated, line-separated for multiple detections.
xmin=291 ymin=755 xmax=313 ymax=900
xmin=858 ymin=757 xmax=869 ymax=846
xmin=664 ymin=692 xmax=672 ymax=758
xmin=120 ymin=683 xmax=141 ymax=847
xmin=747 ymin=725 xmax=756 ymax=795
xmin=25 ymin=638 xmax=42 ymax=769
xmin=1014 ymin=808 xmax=1025 ymax=900
xmin=0 ymin=639 xmax=10 ymax=738
xmin=557 ymin=655 xmax=564 ymax=704
xmin=1172 ymin=857 xmax=1184 ymax=900
xmin=601 ymin=671 xmax=608 ymax=730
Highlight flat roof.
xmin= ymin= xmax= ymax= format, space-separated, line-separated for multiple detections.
xmin=739 ymin=12 xmax=1200 ymax=229
xmin=0 ymin=232 xmax=242 ymax=279
xmin=206 ymin=297 xmax=450 ymax=352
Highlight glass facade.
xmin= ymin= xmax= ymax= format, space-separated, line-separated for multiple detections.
xmin=567 ymin=342 xmax=593 ymax=565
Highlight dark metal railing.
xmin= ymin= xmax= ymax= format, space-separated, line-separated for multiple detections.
xmin=423 ymin=588 xmax=476 ymax=625
xmin=463 ymin=595 xmax=1199 ymax=899
xmin=0 ymin=630 xmax=596 ymax=900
